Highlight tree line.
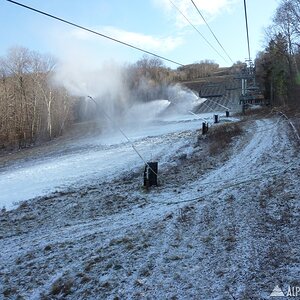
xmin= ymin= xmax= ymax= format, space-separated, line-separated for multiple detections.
xmin=256 ymin=0 xmax=300 ymax=107
xmin=0 ymin=47 xmax=74 ymax=150
xmin=0 ymin=48 xmax=222 ymax=151
xmin=2 ymin=1 xmax=297 ymax=151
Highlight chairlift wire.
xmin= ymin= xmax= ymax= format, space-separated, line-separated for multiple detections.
xmin=168 ymin=0 xmax=227 ymax=63
xmin=190 ymin=0 xmax=234 ymax=63
xmin=243 ymin=0 xmax=251 ymax=61
xmin=6 ymin=0 xmax=184 ymax=67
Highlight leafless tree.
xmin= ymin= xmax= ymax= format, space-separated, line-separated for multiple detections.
xmin=0 ymin=47 xmax=74 ymax=149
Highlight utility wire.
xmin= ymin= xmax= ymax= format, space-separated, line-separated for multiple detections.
xmin=87 ymin=96 xmax=158 ymax=176
xmin=202 ymin=99 xmax=215 ymax=111
xmin=151 ymin=166 xmax=293 ymax=205
xmin=163 ymin=163 xmax=296 ymax=205
xmin=190 ymin=0 xmax=234 ymax=63
xmin=243 ymin=0 xmax=251 ymax=61
xmin=150 ymin=114 xmax=299 ymax=205
xmin=6 ymin=0 xmax=184 ymax=67
xmin=205 ymin=97 xmax=230 ymax=110
xmin=168 ymin=0 xmax=227 ymax=63
xmin=188 ymin=110 xmax=209 ymax=122
xmin=278 ymin=111 xmax=300 ymax=141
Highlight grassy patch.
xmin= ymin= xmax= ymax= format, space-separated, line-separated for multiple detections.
xmin=50 ymin=277 xmax=74 ymax=297
xmin=234 ymin=106 xmax=271 ymax=118
xmin=207 ymin=122 xmax=243 ymax=155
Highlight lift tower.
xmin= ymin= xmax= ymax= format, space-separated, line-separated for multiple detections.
xmin=237 ymin=60 xmax=264 ymax=111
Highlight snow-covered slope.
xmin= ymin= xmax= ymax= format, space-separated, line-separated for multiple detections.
xmin=0 ymin=113 xmax=214 ymax=210
xmin=0 ymin=115 xmax=299 ymax=300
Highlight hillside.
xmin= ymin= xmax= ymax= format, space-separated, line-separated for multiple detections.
xmin=0 ymin=109 xmax=299 ymax=299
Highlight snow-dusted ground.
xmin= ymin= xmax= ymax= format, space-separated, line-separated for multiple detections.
xmin=0 ymin=114 xmax=299 ymax=300
xmin=0 ymin=112 xmax=217 ymax=210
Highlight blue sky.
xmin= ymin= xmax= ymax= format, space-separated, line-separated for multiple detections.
xmin=1 ymin=0 xmax=280 ymax=68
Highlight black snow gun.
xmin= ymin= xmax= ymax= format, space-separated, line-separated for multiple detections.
xmin=144 ymin=162 xmax=158 ymax=188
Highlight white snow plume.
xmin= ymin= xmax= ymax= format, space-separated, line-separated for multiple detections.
xmin=53 ymin=58 xmax=201 ymax=132
xmin=165 ymin=84 xmax=205 ymax=114
xmin=53 ymin=59 xmax=129 ymax=122
xmin=124 ymin=100 xmax=171 ymax=125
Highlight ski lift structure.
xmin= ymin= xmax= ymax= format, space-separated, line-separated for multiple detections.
xmin=236 ymin=60 xmax=264 ymax=111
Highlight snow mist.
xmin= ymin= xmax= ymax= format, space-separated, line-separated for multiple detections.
xmin=53 ymin=59 xmax=202 ymax=132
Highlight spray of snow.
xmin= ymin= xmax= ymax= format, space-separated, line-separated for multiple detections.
xmin=165 ymin=84 xmax=205 ymax=114
xmin=53 ymin=59 xmax=203 ymax=130
xmin=124 ymin=100 xmax=171 ymax=125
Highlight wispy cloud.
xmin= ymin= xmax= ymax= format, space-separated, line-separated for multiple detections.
xmin=153 ymin=0 xmax=237 ymax=28
xmin=71 ymin=26 xmax=183 ymax=53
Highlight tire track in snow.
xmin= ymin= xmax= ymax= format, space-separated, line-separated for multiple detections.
xmin=202 ymin=119 xmax=284 ymax=184
xmin=155 ymin=118 xmax=295 ymax=205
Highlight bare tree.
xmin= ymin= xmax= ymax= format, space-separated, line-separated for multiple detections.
xmin=0 ymin=47 xmax=74 ymax=149
xmin=273 ymin=0 xmax=299 ymax=74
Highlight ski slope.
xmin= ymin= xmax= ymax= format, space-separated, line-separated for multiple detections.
xmin=0 ymin=111 xmax=220 ymax=210
xmin=0 ymin=116 xmax=299 ymax=300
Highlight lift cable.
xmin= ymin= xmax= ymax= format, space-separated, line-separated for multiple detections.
xmin=190 ymin=0 xmax=234 ymax=63
xmin=6 ymin=0 xmax=184 ymax=67
xmin=168 ymin=0 xmax=227 ymax=63
xmin=243 ymin=0 xmax=251 ymax=61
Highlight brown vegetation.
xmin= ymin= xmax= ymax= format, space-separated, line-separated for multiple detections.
xmin=0 ymin=47 xmax=74 ymax=150
xmin=176 ymin=60 xmax=219 ymax=81
xmin=255 ymin=0 xmax=300 ymax=108
xmin=207 ymin=122 xmax=243 ymax=155
xmin=0 ymin=50 xmax=233 ymax=152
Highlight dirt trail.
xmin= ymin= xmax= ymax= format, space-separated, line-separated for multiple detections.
xmin=0 ymin=117 xmax=299 ymax=300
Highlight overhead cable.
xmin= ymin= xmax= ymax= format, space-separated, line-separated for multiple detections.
xmin=190 ymin=0 xmax=234 ymax=63
xmin=168 ymin=0 xmax=227 ymax=63
xmin=243 ymin=0 xmax=251 ymax=61
xmin=6 ymin=0 xmax=184 ymax=66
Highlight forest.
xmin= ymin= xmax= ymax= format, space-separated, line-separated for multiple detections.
xmin=0 ymin=47 xmax=75 ymax=150
xmin=0 ymin=48 xmax=219 ymax=150
xmin=255 ymin=0 xmax=300 ymax=108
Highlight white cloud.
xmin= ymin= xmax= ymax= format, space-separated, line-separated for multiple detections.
xmin=153 ymin=0 xmax=237 ymax=28
xmin=71 ymin=26 xmax=183 ymax=53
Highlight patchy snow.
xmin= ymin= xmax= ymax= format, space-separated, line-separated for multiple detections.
xmin=0 ymin=110 xmax=237 ymax=210
xmin=0 ymin=113 xmax=208 ymax=210
xmin=0 ymin=114 xmax=299 ymax=300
